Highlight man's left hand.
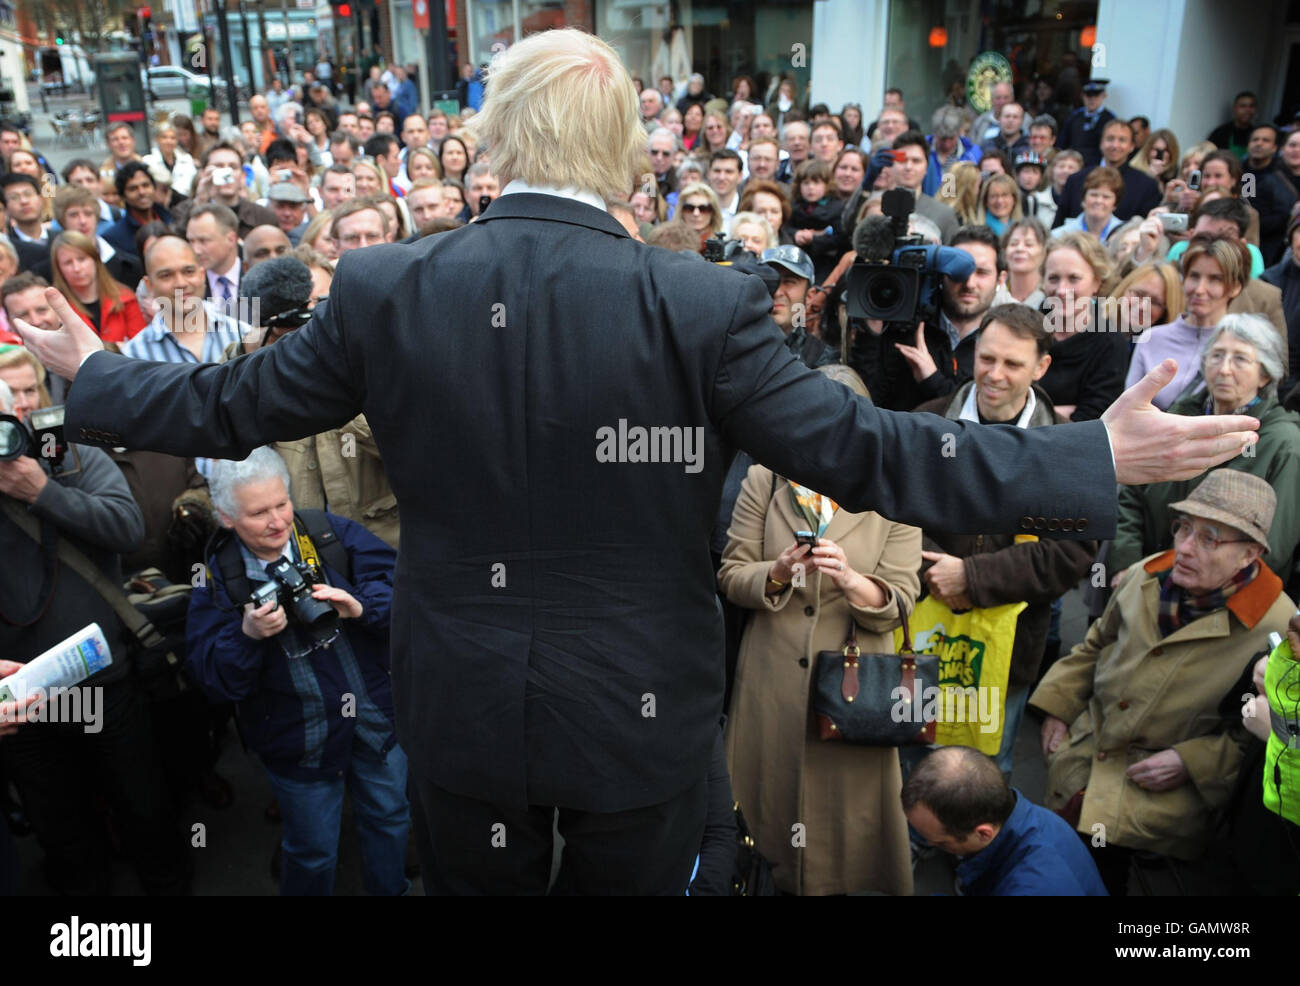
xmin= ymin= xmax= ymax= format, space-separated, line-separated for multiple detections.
xmin=311 ymin=583 xmax=363 ymax=619
xmin=1126 ymin=749 xmax=1189 ymax=791
xmin=0 ymin=456 xmax=48 ymax=503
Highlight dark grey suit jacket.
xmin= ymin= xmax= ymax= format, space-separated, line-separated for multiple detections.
xmin=65 ymin=192 xmax=1116 ymax=812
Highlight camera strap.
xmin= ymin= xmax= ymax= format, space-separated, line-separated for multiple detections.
xmin=1 ymin=497 xmax=165 ymax=649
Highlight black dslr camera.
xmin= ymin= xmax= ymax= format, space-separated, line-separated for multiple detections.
xmin=0 ymin=405 xmax=77 ymax=476
xmin=251 ymin=558 xmax=340 ymax=644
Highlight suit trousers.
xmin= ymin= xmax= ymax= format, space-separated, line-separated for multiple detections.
xmin=412 ymin=776 xmax=708 ymax=895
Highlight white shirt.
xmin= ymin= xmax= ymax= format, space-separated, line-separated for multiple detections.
xmin=206 ymin=256 xmax=242 ymax=303
xmin=499 ymin=179 xmax=605 ymax=213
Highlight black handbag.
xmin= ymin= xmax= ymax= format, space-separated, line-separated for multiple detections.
xmin=812 ymin=597 xmax=938 ymax=746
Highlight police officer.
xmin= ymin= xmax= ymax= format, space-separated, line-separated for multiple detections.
xmin=1057 ymin=79 xmax=1115 ymax=168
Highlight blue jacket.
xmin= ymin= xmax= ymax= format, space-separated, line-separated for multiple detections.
xmin=186 ymin=512 xmax=398 ymax=780
xmin=956 ymin=790 xmax=1108 ymax=896
xmin=393 ymin=80 xmax=419 ymax=127
xmin=923 ymin=135 xmax=982 ymax=197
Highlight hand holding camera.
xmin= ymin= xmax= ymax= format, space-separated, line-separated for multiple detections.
xmin=242 ymin=597 xmax=289 ymax=640
xmin=309 ymin=583 xmax=363 ymax=620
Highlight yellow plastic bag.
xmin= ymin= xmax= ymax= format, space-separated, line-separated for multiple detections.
xmin=894 ymin=596 xmax=1026 ymax=754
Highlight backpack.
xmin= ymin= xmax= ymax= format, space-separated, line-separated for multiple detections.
xmin=210 ymin=509 xmax=352 ymax=609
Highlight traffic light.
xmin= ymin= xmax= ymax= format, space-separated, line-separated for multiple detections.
xmin=55 ymin=36 xmax=64 ymax=45
xmin=337 ymin=3 xmax=352 ymax=16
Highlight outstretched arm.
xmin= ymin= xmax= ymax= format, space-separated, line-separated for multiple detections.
xmin=16 ymin=286 xmax=363 ymax=461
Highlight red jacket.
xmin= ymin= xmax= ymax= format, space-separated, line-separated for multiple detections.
xmin=76 ymin=287 xmax=147 ymax=343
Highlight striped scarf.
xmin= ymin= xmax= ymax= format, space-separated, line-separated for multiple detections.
xmin=1156 ymin=561 xmax=1258 ymax=638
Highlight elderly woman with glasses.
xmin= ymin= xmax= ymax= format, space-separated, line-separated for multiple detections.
xmin=1111 ymin=313 xmax=1300 ymax=583
xmin=1032 ymin=467 xmax=1296 ymax=895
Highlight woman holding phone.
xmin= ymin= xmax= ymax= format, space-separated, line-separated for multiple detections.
xmin=719 ymin=364 xmax=921 ymax=897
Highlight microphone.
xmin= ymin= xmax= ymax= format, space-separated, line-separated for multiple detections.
xmin=238 ymin=257 xmax=315 ymax=333
xmin=852 ymin=214 xmax=896 ymax=262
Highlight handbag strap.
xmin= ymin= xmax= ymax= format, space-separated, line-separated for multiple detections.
xmin=2 ymin=497 xmax=166 ymax=650
xmin=843 ymin=592 xmax=912 ymax=653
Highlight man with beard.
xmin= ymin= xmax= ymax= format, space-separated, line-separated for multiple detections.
xmin=881 ymin=226 xmax=1003 ymax=408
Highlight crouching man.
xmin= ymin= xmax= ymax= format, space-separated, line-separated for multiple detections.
xmin=187 ymin=447 xmax=409 ymax=895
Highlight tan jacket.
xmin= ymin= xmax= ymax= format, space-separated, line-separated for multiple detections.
xmin=719 ymin=463 xmax=921 ymax=895
xmin=1230 ymin=278 xmax=1287 ymax=369
xmin=1030 ymin=550 xmax=1293 ymax=860
xmin=274 ymin=414 xmax=399 ymax=548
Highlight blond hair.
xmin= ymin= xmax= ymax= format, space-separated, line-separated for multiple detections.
xmin=0 ymin=346 xmax=52 ymax=409
xmin=463 ymin=29 xmax=644 ymax=201
xmin=1046 ymin=231 xmax=1114 ymax=293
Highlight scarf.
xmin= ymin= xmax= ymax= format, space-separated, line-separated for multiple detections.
xmin=1202 ymin=394 xmax=1262 ymax=416
xmin=1156 ymin=561 xmax=1258 ymax=638
xmin=788 ymin=481 xmax=837 ymax=536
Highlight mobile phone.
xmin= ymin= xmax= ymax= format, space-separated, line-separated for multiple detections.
xmin=889 ymin=149 xmax=908 ymax=164
xmin=277 ymin=168 xmax=292 ymax=182
xmin=795 ymin=530 xmax=819 ymax=550
xmin=1157 ymin=212 xmax=1188 ymax=233
xmin=478 ymin=194 xmax=492 ymax=214
xmin=212 ymin=166 xmax=235 ymax=186
xmin=1186 ymin=169 xmax=1201 ymax=192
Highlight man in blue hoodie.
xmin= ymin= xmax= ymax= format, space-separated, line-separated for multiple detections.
xmin=902 ymin=745 xmax=1107 ymax=895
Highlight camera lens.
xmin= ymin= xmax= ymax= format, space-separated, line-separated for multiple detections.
xmin=0 ymin=416 xmax=28 ymax=460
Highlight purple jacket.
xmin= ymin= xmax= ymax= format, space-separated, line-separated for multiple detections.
xmin=1125 ymin=315 xmax=1219 ymax=410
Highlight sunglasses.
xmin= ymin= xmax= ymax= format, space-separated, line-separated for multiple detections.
xmin=681 ymin=203 xmax=713 ymax=214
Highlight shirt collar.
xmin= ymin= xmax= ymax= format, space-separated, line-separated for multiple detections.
xmin=97 ymin=236 xmax=116 ymax=263
xmin=500 ymin=178 xmax=606 ymax=213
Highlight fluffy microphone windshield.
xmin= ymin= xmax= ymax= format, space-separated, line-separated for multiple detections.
xmin=238 ymin=256 xmax=315 ymax=322
xmin=851 ymin=213 xmax=896 ymax=262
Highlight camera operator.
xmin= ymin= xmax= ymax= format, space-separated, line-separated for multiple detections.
xmin=187 ymin=448 xmax=407 ymax=896
xmin=0 ymin=370 xmax=190 ymax=895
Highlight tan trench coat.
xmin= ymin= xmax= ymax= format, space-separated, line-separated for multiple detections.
xmin=719 ymin=463 xmax=921 ymax=895
xmin=275 ymin=414 xmax=400 ymax=548
xmin=1029 ymin=549 xmax=1294 ymax=860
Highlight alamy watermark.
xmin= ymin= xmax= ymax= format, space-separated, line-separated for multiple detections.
xmin=595 ymin=419 xmax=705 ymax=473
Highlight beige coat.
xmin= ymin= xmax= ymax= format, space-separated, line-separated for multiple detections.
xmin=275 ymin=414 xmax=400 ymax=548
xmin=719 ymin=463 xmax=921 ymax=895
xmin=1030 ymin=549 xmax=1294 ymax=860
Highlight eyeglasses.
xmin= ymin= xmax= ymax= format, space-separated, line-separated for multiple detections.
xmin=1205 ymin=351 xmax=1258 ymax=371
xmin=649 ymin=149 xmax=673 ymax=157
xmin=681 ymin=203 xmax=713 ymax=214
xmin=1171 ymin=518 xmax=1254 ymax=551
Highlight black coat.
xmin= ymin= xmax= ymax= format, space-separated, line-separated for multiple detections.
xmin=64 ymin=192 xmax=1117 ymax=813
xmin=1052 ymin=163 xmax=1162 ymax=228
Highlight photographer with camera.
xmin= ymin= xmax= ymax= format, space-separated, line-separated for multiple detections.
xmin=187 ymin=447 xmax=407 ymax=896
xmin=0 ymin=366 xmax=191 ymax=895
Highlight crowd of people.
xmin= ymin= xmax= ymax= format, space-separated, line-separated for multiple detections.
xmin=0 ymin=35 xmax=1298 ymax=898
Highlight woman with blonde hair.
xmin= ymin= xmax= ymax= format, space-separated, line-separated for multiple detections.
xmin=0 ymin=345 xmax=52 ymax=414
xmin=721 ymin=363 xmax=920 ymax=896
xmin=300 ymin=210 xmax=338 ymax=259
xmin=406 ymin=146 xmax=442 ymax=183
xmin=1108 ymin=260 xmax=1185 ymax=341
xmin=1039 ymin=231 xmax=1128 ymax=421
xmin=935 ymin=161 xmax=981 ymax=226
xmin=675 ymin=181 xmax=724 ymax=251
xmin=701 ymin=111 xmax=731 ymax=154
xmin=351 ymin=159 xmax=388 ymax=198
xmin=49 ymin=231 xmax=145 ymax=343
xmin=0 ymin=240 xmax=19 ymax=341
xmin=976 ymin=172 xmax=1023 ymax=236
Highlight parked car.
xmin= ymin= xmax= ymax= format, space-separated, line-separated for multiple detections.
xmin=142 ymin=65 xmax=246 ymax=106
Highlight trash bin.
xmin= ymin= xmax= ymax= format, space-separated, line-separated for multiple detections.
xmin=188 ymin=84 xmax=207 ymax=118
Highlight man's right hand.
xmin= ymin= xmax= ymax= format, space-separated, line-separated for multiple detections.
xmin=242 ymin=598 xmax=288 ymax=639
xmin=1041 ymin=715 xmax=1068 ymax=758
xmin=1103 ymin=359 xmax=1260 ymax=485
xmin=11 ymin=288 xmax=106 ymax=383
